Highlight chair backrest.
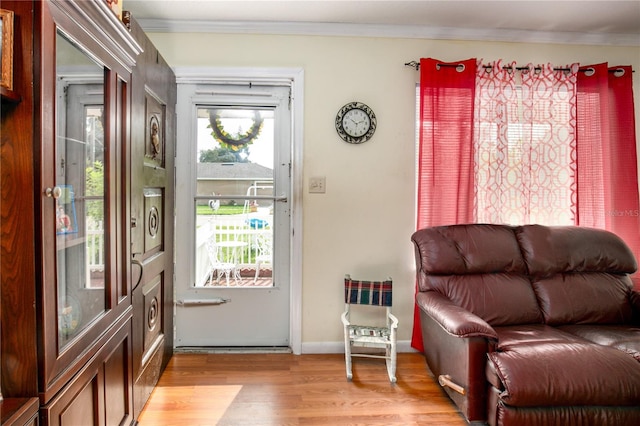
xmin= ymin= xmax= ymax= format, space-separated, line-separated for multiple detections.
xmin=206 ymin=238 xmax=225 ymax=264
xmin=344 ymin=275 xmax=392 ymax=307
xmin=256 ymin=231 xmax=272 ymax=256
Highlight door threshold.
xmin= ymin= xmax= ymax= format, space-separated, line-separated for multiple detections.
xmin=175 ymin=346 xmax=292 ymax=354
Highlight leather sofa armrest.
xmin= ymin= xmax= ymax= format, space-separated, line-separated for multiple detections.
xmin=416 ymin=290 xmax=496 ymax=423
xmin=416 ymin=291 xmax=498 ymax=340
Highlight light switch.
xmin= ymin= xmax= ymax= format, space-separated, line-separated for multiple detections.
xmin=309 ymin=176 xmax=326 ymax=193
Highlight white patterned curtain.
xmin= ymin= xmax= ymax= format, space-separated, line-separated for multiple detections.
xmin=473 ymin=60 xmax=579 ymax=225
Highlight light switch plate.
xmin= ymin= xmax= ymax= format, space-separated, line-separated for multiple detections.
xmin=309 ymin=176 xmax=326 ymax=193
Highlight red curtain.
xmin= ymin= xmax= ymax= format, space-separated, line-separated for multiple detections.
xmin=416 ymin=58 xmax=478 ymax=229
xmin=412 ymin=58 xmax=477 ymax=352
xmin=576 ymin=63 xmax=640 ymax=287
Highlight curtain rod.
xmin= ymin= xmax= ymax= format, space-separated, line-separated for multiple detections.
xmin=404 ymin=61 xmax=633 ymax=73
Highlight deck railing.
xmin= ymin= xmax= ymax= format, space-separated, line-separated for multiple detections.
xmin=86 ymin=215 xmax=271 ymax=287
xmin=195 ymin=214 xmax=272 ymax=286
xmin=87 ymin=219 xmax=105 ymax=272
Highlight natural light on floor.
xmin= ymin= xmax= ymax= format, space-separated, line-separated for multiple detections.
xmin=137 ymin=385 xmax=243 ymax=425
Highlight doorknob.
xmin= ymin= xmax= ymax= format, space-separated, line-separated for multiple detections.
xmin=45 ymin=186 xmax=62 ymax=199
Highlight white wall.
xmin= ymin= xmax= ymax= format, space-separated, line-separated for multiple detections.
xmin=146 ymin=31 xmax=640 ymax=350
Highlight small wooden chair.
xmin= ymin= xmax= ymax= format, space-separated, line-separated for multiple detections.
xmin=341 ymin=274 xmax=398 ymax=383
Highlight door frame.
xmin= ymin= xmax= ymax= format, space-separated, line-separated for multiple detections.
xmin=173 ymin=66 xmax=304 ymax=354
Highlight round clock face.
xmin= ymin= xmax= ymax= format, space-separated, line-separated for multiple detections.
xmin=335 ymin=102 xmax=377 ymax=144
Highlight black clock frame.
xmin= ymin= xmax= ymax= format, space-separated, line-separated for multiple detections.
xmin=335 ymin=101 xmax=377 ymax=144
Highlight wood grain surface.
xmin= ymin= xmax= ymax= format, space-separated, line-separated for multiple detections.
xmin=137 ymin=352 xmax=465 ymax=425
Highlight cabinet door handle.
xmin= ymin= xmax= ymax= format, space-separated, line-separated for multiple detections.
xmin=45 ymin=186 xmax=62 ymax=199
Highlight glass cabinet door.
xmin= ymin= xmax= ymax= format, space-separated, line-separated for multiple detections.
xmin=39 ymin=0 xmax=140 ymax=403
xmin=54 ymin=31 xmax=106 ymax=348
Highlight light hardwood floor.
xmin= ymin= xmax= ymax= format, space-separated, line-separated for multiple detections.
xmin=137 ymin=352 xmax=466 ymax=425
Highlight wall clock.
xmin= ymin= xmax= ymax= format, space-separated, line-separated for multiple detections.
xmin=335 ymin=101 xmax=377 ymax=144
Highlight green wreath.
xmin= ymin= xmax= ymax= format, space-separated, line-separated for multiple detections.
xmin=209 ymin=110 xmax=264 ymax=151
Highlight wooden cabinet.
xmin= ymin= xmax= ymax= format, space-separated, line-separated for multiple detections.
xmin=0 ymin=398 xmax=39 ymax=426
xmin=35 ymin=2 xmax=141 ymax=412
xmin=0 ymin=0 xmax=141 ymax=425
xmin=40 ymin=315 xmax=132 ymax=426
xmin=0 ymin=1 xmax=175 ymax=425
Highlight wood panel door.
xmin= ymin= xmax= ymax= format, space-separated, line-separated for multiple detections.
xmin=128 ymin=19 xmax=176 ymax=419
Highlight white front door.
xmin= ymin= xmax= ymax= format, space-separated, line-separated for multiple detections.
xmin=174 ymin=81 xmax=293 ymax=347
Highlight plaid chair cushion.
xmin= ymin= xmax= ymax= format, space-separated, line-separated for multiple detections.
xmin=344 ymin=277 xmax=392 ymax=306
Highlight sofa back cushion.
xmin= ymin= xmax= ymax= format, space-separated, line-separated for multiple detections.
xmin=412 ymin=224 xmax=543 ymax=326
xmin=516 ymin=225 xmax=638 ymax=325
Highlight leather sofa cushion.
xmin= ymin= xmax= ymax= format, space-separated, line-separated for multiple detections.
xmin=487 ymin=325 xmax=589 ymax=390
xmin=487 ymin=342 xmax=640 ymax=407
xmin=516 ymin=224 xmax=638 ymax=276
xmin=425 ymin=274 xmax=543 ymax=326
xmin=516 ymin=225 xmax=637 ymax=325
xmin=412 ymin=224 xmax=541 ymax=325
xmin=493 ymin=324 xmax=586 ymax=351
xmin=559 ymin=324 xmax=640 ymax=362
xmin=487 ymin=385 xmax=640 ymax=426
xmin=412 ymin=224 xmax=526 ymax=277
xmin=532 ymin=273 xmax=634 ymax=325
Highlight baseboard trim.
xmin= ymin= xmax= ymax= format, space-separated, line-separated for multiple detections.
xmin=172 ymin=341 xmax=419 ymax=355
xmin=175 ymin=346 xmax=292 ymax=354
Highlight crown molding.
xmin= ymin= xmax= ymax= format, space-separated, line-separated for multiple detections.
xmin=172 ymin=66 xmax=303 ymax=85
xmin=136 ymin=19 xmax=639 ymax=47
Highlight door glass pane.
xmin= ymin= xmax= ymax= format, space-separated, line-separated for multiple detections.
xmin=56 ymin=32 xmax=106 ymax=347
xmin=194 ymin=107 xmax=274 ymax=288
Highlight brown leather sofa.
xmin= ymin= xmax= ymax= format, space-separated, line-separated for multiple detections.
xmin=411 ymin=224 xmax=640 ymax=425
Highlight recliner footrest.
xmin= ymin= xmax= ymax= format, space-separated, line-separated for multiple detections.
xmin=487 ymin=342 xmax=640 ymax=407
